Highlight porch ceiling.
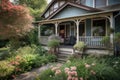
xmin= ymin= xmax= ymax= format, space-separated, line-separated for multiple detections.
xmin=34 ymin=9 xmax=119 ymax=25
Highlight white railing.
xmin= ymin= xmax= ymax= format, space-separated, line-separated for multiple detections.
xmin=79 ymin=36 xmax=106 ymax=48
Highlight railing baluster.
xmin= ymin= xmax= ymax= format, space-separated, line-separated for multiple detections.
xmin=79 ymin=36 xmax=107 ymax=48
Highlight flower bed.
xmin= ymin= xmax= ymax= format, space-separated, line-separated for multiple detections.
xmin=0 ymin=45 xmax=57 ymax=80
xmin=38 ymin=57 xmax=120 ymax=80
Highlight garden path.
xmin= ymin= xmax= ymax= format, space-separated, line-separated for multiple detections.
xmin=13 ymin=64 xmax=51 ymax=80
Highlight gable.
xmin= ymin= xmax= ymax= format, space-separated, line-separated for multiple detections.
xmin=52 ymin=5 xmax=90 ymax=19
xmin=42 ymin=0 xmax=66 ymax=18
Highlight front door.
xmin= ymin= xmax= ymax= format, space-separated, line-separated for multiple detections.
xmin=59 ymin=23 xmax=71 ymax=39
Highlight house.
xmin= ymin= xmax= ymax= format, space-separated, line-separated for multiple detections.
xmin=35 ymin=0 xmax=120 ymax=50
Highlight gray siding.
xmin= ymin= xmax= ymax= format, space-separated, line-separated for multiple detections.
xmin=115 ymin=15 xmax=120 ymax=33
xmin=52 ymin=6 xmax=90 ymax=19
xmin=86 ymin=19 xmax=91 ymax=36
xmin=84 ymin=0 xmax=93 ymax=7
xmin=108 ymin=0 xmax=120 ymax=5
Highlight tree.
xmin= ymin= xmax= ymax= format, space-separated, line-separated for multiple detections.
xmin=0 ymin=0 xmax=33 ymax=40
xmin=14 ymin=0 xmax=47 ymax=21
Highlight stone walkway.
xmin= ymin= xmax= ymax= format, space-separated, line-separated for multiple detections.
xmin=14 ymin=64 xmax=50 ymax=80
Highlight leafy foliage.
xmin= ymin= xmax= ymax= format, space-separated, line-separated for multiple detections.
xmin=114 ymin=32 xmax=120 ymax=44
xmin=48 ymin=39 xmax=60 ymax=48
xmin=0 ymin=0 xmax=33 ymax=39
xmin=74 ymin=41 xmax=86 ymax=52
xmin=15 ymin=0 xmax=47 ymax=21
xmin=0 ymin=45 xmax=57 ymax=80
xmin=39 ymin=57 xmax=120 ymax=80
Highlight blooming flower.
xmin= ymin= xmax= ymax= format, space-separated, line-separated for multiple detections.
xmin=67 ymin=76 xmax=72 ymax=80
xmin=55 ymin=69 xmax=61 ymax=75
xmin=51 ymin=67 xmax=59 ymax=71
xmin=71 ymin=66 xmax=77 ymax=71
xmin=90 ymin=70 xmax=96 ymax=75
xmin=65 ymin=67 xmax=70 ymax=74
xmin=85 ymin=64 xmax=91 ymax=68
xmin=80 ymin=77 xmax=83 ymax=80
xmin=91 ymin=63 xmax=96 ymax=66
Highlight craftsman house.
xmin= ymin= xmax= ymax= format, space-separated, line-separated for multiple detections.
xmin=36 ymin=0 xmax=120 ymax=49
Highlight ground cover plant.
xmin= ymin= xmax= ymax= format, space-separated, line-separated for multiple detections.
xmin=38 ymin=56 xmax=120 ymax=80
xmin=0 ymin=45 xmax=57 ymax=80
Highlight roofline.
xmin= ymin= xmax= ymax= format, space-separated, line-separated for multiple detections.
xmin=47 ymin=2 xmax=101 ymax=19
xmin=40 ymin=0 xmax=55 ymax=17
xmin=34 ymin=9 xmax=120 ymax=24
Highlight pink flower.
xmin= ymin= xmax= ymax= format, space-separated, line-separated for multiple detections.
xmin=67 ymin=76 xmax=72 ymax=80
xmin=65 ymin=67 xmax=70 ymax=74
xmin=55 ymin=70 xmax=61 ymax=75
xmin=71 ymin=66 xmax=77 ymax=71
xmin=90 ymin=70 xmax=96 ymax=75
xmin=80 ymin=77 xmax=84 ymax=80
xmin=85 ymin=64 xmax=91 ymax=68
xmin=51 ymin=67 xmax=59 ymax=71
xmin=75 ymin=77 xmax=78 ymax=80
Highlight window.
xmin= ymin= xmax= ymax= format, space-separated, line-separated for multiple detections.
xmin=80 ymin=0 xmax=86 ymax=5
xmin=95 ymin=0 xmax=107 ymax=8
xmin=92 ymin=19 xmax=106 ymax=36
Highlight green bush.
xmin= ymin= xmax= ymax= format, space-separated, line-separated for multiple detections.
xmin=38 ymin=57 xmax=120 ymax=80
xmin=0 ymin=61 xmax=15 ymax=79
xmin=73 ymin=41 xmax=86 ymax=52
xmin=48 ymin=39 xmax=60 ymax=48
xmin=0 ymin=45 xmax=57 ymax=80
xmin=101 ymin=36 xmax=111 ymax=48
xmin=115 ymin=32 xmax=120 ymax=44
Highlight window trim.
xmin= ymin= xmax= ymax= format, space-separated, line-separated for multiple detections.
xmin=93 ymin=0 xmax=108 ymax=8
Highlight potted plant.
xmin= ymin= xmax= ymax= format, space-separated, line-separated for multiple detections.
xmin=47 ymin=35 xmax=60 ymax=55
xmin=73 ymin=41 xmax=86 ymax=57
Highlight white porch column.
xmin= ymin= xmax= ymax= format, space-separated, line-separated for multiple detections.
xmin=55 ymin=23 xmax=58 ymax=36
xmin=38 ymin=24 xmax=41 ymax=41
xmin=110 ymin=15 xmax=115 ymax=46
xmin=75 ymin=20 xmax=80 ymax=43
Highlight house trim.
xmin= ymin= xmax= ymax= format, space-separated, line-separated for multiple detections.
xmin=47 ymin=2 xmax=101 ymax=19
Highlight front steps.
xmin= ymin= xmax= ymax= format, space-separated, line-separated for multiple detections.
xmin=42 ymin=45 xmax=111 ymax=62
xmin=57 ymin=46 xmax=73 ymax=62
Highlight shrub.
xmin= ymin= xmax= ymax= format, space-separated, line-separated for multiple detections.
xmin=48 ymin=39 xmax=60 ymax=48
xmin=38 ymin=57 xmax=120 ymax=80
xmin=0 ymin=45 xmax=57 ymax=80
xmin=101 ymin=36 xmax=111 ymax=48
xmin=0 ymin=61 xmax=15 ymax=79
xmin=114 ymin=32 xmax=120 ymax=44
xmin=73 ymin=41 xmax=86 ymax=52
xmin=47 ymin=39 xmax=60 ymax=54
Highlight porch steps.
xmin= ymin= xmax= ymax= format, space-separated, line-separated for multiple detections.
xmin=57 ymin=46 xmax=73 ymax=62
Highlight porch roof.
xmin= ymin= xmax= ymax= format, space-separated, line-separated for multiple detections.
xmin=34 ymin=8 xmax=120 ymax=25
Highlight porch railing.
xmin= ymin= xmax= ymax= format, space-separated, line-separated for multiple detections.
xmin=79 ymin=36 xmax=105 ymax=48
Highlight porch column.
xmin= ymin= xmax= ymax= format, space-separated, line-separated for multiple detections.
xmin=110 ymin=15 xmax=115 ymax=46
xmin=75 ymin=20 xmax=80 ymax=43
xmin=55 ymin=23 xmax=58 ymax=36
xmin=38 ymin=24 xmax=41 ymax=41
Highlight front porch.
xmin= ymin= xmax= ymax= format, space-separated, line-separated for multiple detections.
xmin=40 ymin=36 xmax=106 ymax=48
xmin=36 ymin=12 xmax=114 ymax=49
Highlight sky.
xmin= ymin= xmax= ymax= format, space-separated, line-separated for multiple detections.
xmin=47 ymin=0 xmax=52 ymax=3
